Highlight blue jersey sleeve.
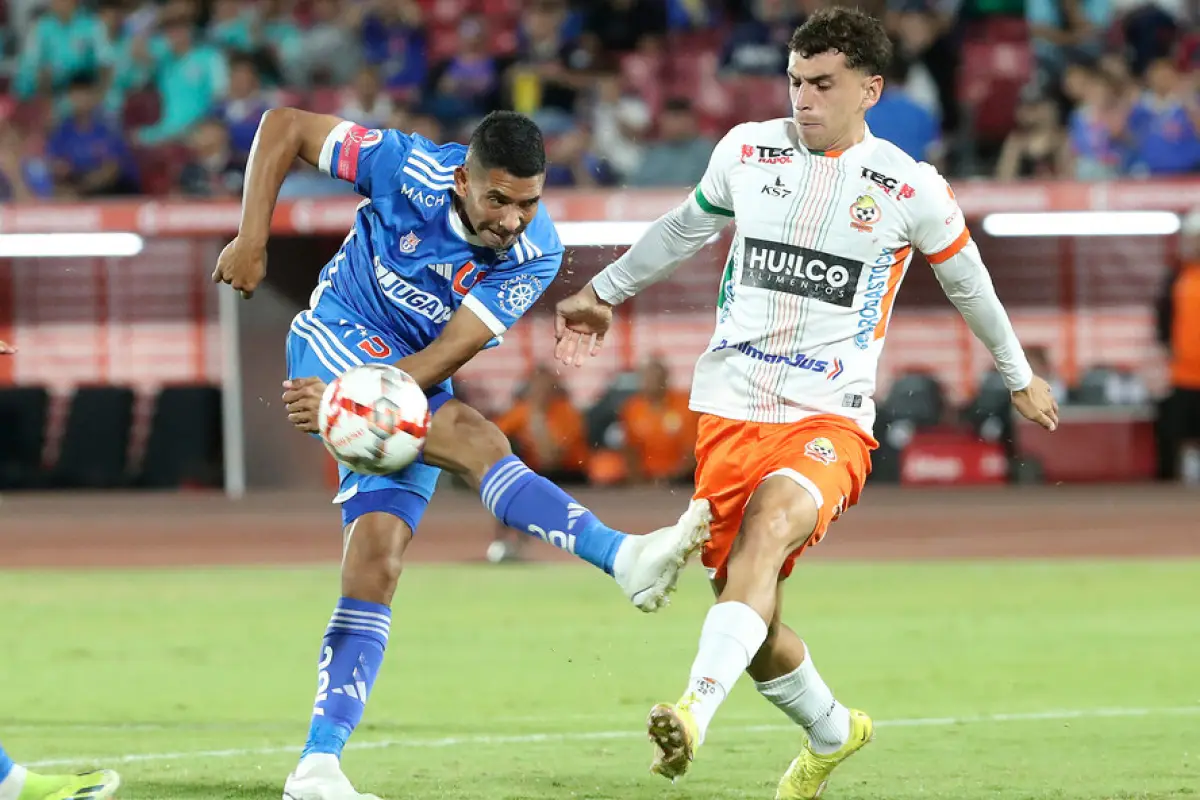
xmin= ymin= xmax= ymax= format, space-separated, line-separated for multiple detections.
xmin=318 ymin=121 xmax=413 ymax=198
xmin=460 ymin=243 xmax=562 ymax=337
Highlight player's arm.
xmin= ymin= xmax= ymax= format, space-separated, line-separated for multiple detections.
xmin=397 ymin=252 xmax=564 ymax=390
xmin=555 ymin=129 xmax=741 ymax=367
xmin=212 ymin=108 xmax=344 ymax=297
xmin=912 ymin=168 xmax=1058 ymax=431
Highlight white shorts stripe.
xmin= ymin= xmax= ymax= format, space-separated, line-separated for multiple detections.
xmin=292 ymin=316 xmax=352 ymax=374
xmin=305 ymin=312 xmax=365 ymax=367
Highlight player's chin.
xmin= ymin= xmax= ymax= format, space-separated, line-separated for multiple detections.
xmin=483 ymin=229 xmax=518 ymax=249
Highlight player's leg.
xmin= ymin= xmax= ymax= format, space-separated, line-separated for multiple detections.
xmin=0 ymin=742 xmax=121 ymax=800
xmin=421 ymin=398 xmax=710 ymax=611
xmin=647 ymin=419 xmax=872 ymax=787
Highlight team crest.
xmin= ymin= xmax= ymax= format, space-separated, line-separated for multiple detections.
xmin=804 ymin=437 xmax=838 ymax=465
xmin=398 ymin=231 xmax=421 ymax=254
xmin=849 ymin=194 xmax=882 ymax=232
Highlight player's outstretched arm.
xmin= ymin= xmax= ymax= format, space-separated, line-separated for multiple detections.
xmin=555 ymin=195 xmax=729 ymax=367
xmin=212 ymin=108 xmax=345 ymax=298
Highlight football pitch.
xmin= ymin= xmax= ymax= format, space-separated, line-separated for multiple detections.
xmin=4 ymin=560 xmax=1198 ymax=800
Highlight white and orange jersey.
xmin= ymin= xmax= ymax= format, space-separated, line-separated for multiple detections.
xmin=593 ymin=117 xmax=1031 ymax=435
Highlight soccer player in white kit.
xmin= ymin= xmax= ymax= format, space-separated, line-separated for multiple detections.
xmin=554 ymin=8 xmax=1060 ymax=798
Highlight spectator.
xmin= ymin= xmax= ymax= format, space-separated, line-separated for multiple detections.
xmin=294 ymin=0 xmax=364 ymax=87
xmin=493 ymin=365 xmax=589 ymax=480
xmin=14 ymin=0 xmax=106 ymax=99
xmin=259 ymin=0 xmax=305 ymax=87
xmin=46 ymin=73 xmax=139 ymax=197
xmin=388 ymin=107 xmax=445 ymax=143
xmin=720 ymin=0 xmax=804 ymax=76
xmin=338 ymin=67 xmax=395 ymax=129
xmin=588 ymin=70 xmax=651 ymax=181
xmin=995 ymin=94 xmax=1069 ymax=179
xmin=1027 ymin=0 xmax=1112 ymax=83
xmin=865 ymin=52 xmax=943 ymax=164
xmin=1111 ymin=0 xmax=1181 ymax=76
xmin=361 ymin=0 xmax=428 ymax=94
xmin=629 ymin=97 xmax=715 ymax=187
xmin=581 ymin=0 xmax=669 ymax=57
xmin=1122 ymin=57 xmax=1200 ymax=175
xmin=0 ymin=101 xmax=55 ymax=202
xmin=1155 ymin=207 xmax=1200 ymax=482
xmin=96 ymin=0 xmax=154 ymax=117
xmin=1063 ymin=63 xmax=1127 ymax=179
xmin=618 ymin=358 xmax=698 ymax=485
xmin=133 ymin=13 xmax=229 ymax=146
xmin=886 ymin=3 xmax=959 ymax=133
xmin=544 ymin=127 xmax=616 ymax=187
xmin=508 ymin=0 xmax=593 ymax=132
xmin=217 ymin=55 xmax=274 ymax=157
xmin=423 ymin=16 xmax=501 ymax=128
xmin=207 ymin=0 xmax=256 ymax=54
xmin=178 ymin=119 xmax=245 ymax=197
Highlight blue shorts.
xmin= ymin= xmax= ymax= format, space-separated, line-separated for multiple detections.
xmin=286 ymin=309 xmax=454 ymax=531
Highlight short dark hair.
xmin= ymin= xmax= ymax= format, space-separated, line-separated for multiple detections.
xmin=788 ymin=7 xmax=892 ymax=77
xmin=467 ymin=111 xmax=545 ymax=179
xmin=663 ymin=97 xmax=693 ymax=114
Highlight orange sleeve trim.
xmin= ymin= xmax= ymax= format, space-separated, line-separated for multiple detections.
xmin=925 ymin=227 xmax=971 ymax=264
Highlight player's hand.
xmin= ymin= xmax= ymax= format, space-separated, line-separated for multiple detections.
xmin=213 ymin=236 xmax=267 ymax=299
xmin=1011 ymin=375 xmax=1059 ymax=432
xmin=282 ymin=377 xmax=326 ymax=433
xmin=0 ymin=340 xmax=15 ymax=355
xmin=554 ymin=283 xmax=613 ymax=368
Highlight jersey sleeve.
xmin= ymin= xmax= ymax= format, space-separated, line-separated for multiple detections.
xmin=692 ymin=125 xmax=743 ymax=218
xmin=908 ymin=162 xmax=971 ymax=264
xmin=317 ymin=121 xmax=412 ymax=198
xmin=461 ymin=250 xmax=563 ymax=337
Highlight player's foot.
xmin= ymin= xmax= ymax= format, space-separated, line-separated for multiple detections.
xmin=613 ymin=498 xmax=711 ymax=612
xmin=283 ymin=754 xmax=382 ymax=800
xmin=646 ymin=699 xmax=700 ymax=781
xmin=775 ymin=709 xmax=874 ymax=799
xmin=17 ymin=769 xmax=121 ymax=799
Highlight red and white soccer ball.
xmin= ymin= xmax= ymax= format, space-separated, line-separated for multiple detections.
xmin=318 ymin=364 xmax=431 ymax=475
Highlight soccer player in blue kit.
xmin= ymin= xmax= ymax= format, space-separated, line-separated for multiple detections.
xmin=212 ymin=108 xmax=712 ymax=800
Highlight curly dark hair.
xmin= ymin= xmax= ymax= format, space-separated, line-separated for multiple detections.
xmin=788 ymin=7 xmax=893 ymax=77
xmin=467 ymin=111 xmax=546 ymax=179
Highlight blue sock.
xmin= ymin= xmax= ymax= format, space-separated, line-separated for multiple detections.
xmin=301 ymin=598 xmax=390 ymax=759
xmin=0 ymin=742 xmax=14 ymax=783
xmin=480 ymin=456 xmax=627 ymax=574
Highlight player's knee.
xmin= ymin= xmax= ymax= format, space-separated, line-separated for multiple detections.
xmin=341 ymin=513 xmax=412 ymax=604
xmin=429 ymin=401 xmax=512 ymax=485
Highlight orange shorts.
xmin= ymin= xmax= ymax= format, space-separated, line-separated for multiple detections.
xmin=693 ymin=413 xmax=877 ymax=580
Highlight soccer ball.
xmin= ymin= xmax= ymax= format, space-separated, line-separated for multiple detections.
xmin=318 ymin=364 xmax=431 ymax=475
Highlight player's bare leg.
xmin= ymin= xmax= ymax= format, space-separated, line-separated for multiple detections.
xmin=285 ymin=512 xmax=412 ymax=800
xmin=423 ymin=399 xmax=709 ymax=611
xmin=648 ymin=477 xmax=869 ymax=789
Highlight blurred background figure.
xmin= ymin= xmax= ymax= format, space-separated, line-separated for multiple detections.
xmin=46 ymin=72 xmax=139 ymax=196
xmin=618 ymin=358 xmax=698 ymax=487
xmin=1156 ymin=208 xmax=1200 ymax=483
xmin=629 ymin=97 xmax=713 ymax=186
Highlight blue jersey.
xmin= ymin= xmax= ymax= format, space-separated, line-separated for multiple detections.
xmin=311 ymin=120 xmax=563 ymax=351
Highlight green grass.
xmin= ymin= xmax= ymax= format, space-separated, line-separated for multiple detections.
xmin=3 ymin=561 xmax=1199 ymax=799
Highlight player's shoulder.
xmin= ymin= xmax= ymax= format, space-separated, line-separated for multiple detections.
xmin=519 ymin=203 xmax=564 ymax=261
xmin=712 ymin=118 xmax=794 ymax=160
xmin=862 ymin=135 xmax=953 ymax=193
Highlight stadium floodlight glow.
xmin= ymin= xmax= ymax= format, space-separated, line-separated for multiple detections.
xmin=981 ymin=211 xmax=1182 ymax=238
xmin=555 ymin=221 xmax=725 ymax=247
xmin=0 ymin=232 xmax=146 ymax=258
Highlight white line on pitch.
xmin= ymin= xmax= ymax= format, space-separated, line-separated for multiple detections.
xmin=26 ymin=705 xmax=1200 ymax=769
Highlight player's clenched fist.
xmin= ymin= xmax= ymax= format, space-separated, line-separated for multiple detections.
xmin=1011 ymin=374 xmax=1059 ymax=432
xmin=213 ymin=236 xmax=267 ymax=299
xmin=554 ymin=283 xmax=613 ymax=368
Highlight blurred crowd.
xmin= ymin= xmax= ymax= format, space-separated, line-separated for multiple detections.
xmin=0 ymin=0 xmax=1197 ymax=201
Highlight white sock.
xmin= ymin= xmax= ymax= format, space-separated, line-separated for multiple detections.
xmin=0 ymin=764 xmax=29 ymax=800
xmin=683 ymin=601 xmax=768 ymax=744
xmin=754 ymin=648 xmax=850 ymax=755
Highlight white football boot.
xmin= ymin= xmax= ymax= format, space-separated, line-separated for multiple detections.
xmin=283 ymin=754 xmax=382 ymax=800
xmin=613 ymin=498 xmax=712 ymax=612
